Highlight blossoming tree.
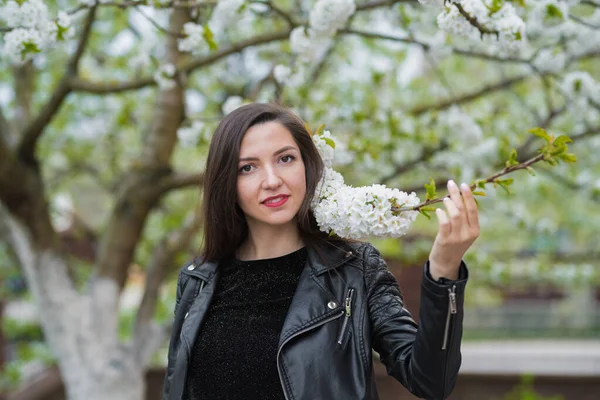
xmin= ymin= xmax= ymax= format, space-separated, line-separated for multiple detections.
xmin=0 ymin=0 xmax=598 ymax=399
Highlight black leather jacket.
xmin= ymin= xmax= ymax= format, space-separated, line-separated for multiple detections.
xmin=162 ymin=241 xmax=468 ymax=400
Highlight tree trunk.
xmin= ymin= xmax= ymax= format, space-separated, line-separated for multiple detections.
xmin=61 ymin=360 xmax=145 ymax=400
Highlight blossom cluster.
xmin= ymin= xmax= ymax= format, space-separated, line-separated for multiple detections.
xmin=0 ymin=0 xmax=74 ymax=64
xmin=422 ymin=0 xmax=526 ymax=53
xmin=560 ymin=71 xmax=600 ymax=117
xmin=153 ymin=63 xmax=177 ymax=89
xmin=178 ymin=0 xmax=246 ymax=54
xmin=311 ymin=131 xmax=420 ymax=240
xmin=276 ymin=0 xmax=356 ymax=86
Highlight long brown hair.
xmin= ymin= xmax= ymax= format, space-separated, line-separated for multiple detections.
xmin=200 ymin=103 xmax=352 ymax=264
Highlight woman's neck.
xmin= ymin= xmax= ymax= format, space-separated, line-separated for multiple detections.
xmin=237 ymin=223 xmax=305 ymax=261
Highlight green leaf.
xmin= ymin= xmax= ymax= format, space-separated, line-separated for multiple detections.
xmin=203 ymin=25 xmax=218 ymax=51
xmin=323 ymin=137 xmax=336 ymax=149
xmin=545 ymin=4 xmax=564 ymax=20
xmin=559 ymin=153 xmax=577 ymax=163
xmin=424 ymin=177 xmax=437 ymax=201
xmin=528 ymin=127 xmax=551 ymax=142
xmin=475 ymin=179 xmax=487 ymax=189
xmin=505 ymin=148 xmax=519 ymax=168
xmin=553 ymin=135 xmax=572 ymax=147
xmin=526 ymin=166 xmax=536 ymax=176
xmin=494 ymin=178 xmax=514 ymax=194
xmin=472 ymin=191 xmax=486 ymax=196
xmin=419 ymin=209 xmax=432 ymax=220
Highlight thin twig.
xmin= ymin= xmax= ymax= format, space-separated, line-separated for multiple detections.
xmin=392 ymin=154 xmax=545 ymax=213
xmin=451 ymin=1 xmax=499 ymax=39
xmin=569 ymin=14 xmax=600 ymax=29
xmin=18 ymin=6 xmax=97 ymax=161
xmin=134 ymin=6 xmax=186 ymax=38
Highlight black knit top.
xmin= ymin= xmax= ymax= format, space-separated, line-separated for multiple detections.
xmin=186 ymin=247 xmax=308 ymax=400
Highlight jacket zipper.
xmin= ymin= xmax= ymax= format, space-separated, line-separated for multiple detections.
xmin=277 ymin=310 xmax=345 ymax=400
xmin=337 ymin=288 xmax=354 ymax=345
xmin=441 ymin=285 xmax=457 ymax=350
xmin=440 ymin=285 xmax=457 ymax=400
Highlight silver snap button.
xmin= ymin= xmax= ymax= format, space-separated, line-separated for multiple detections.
xmin=184 ymin=312 xmax=189 ymax=319
xmin=327 ymin=301 xmax=338 ymax=309
xmin=187 ymin=264 xmax=195 ymax=271
xmin=345 ymin=251 xmax=352 ymax=258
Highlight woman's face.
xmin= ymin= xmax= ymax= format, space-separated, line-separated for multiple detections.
xmin=236 ymin=121 xmax=307 ymax=230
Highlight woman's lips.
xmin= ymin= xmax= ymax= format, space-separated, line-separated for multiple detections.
xmin=263 ymin=195 xmax=289 ymax=208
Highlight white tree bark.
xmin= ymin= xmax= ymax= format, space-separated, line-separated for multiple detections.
xmin=4 ymin=208 xmax=153 ymax=400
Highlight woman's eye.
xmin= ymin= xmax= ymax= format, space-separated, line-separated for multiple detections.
xmin=281 ymin=155 xmax=295 ymax=163
xmin=240 ymin=165 xmax=253 ymax=173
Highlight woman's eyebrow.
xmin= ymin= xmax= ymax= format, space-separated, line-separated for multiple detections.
xmin=239 ymin=145 xmax=298 ymax=162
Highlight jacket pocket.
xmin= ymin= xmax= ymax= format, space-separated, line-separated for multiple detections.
xmin=337 ymin=287 xmax=355 ymax=346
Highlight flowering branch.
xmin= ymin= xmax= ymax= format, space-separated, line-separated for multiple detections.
xmin=67 ymin=0 xmax=217 ymax=15
xmin=17 ymin=6 xmax=97 ymax=161
xmin=252 ymin=0 xmax=297 ymax=26
xmin=134 ymin=6 xmax=186 ymax=38
xmin=393 ymin=128 xmax=577 ymax=215
xmin=69 ymin=30 xmax=291 ymax=94
xmin=451 ymin=1 xmax=499 ymax=38
xmin=381 ymin=141 xmax=449 ymax=184
xmin=410 ymin=74 xmax=529 ymax=115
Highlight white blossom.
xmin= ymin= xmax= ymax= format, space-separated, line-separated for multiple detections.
xmin=311 ymin=132 xmax=420 ymax=239
xmin=0 ymin=0 xmax=75 ymax=63
xmin=436 ymin=0 xmax=526 ymax=53
xmin=273 ymin=64 xmax=292 ymax=85
xmin=309 ymin=0 xmax=356 ymax=37
xmin=177 ymin=121 xmax=205 ymax=147
xmin=222 ymin=96 xmax=244 ymax=115
xmin=533 ymin=48 xmax=567 ymax=73
xmin=290 ymin=26 xmax=316 ymax=61
xmin=178 ymin=22 xmax=207 ymax=54
xmin=153 ymin=64 xmax=177 ymax=90
xmin=418 ymin=0 xmax=446 ymax=6
xmin=312 ymin=130 xmax=336 ymax=167
xmin=440 ymin=105 xmax=483 ymax=142
xmin=209 ymin=0 xmax=246 ymax=34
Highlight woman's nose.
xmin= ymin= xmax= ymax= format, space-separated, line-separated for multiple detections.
xmin=262 ymin=166 xmax=283 ymax=188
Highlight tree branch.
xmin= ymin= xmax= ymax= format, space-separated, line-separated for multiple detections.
xmin=0 ymin=106 xmax=14 ymax=148
xmin=381 ymin=141 xmax=449 ymax=184
xmin=340 ymin=28 xmax=529 ymax=64
xmin=355 ymin=0 xmax=417 ymax=11
xmin=393 ymin=153 xmax=547 ymax=213
xmin=569 ymin=13 xmax=600 ymax=29
xmin=12 ymin=61 xmax=35 ymax=133
xmin=70 ymin=30 xmax=291 ymax=94
xmin=67 ymin=0 xmax=217 ymax=15
xmin=409 ymin=74 xmax=530 ymax=115
xmin=95 ymin=8 xmax=191 ymax=293
xmin=158 ymin=171 xmax=205 ymax=194
xmin=17 ymin=6 xmax=97 ymax=162
xmin=451 ymin=1 xmax=499 ymax=38
xmin=253 ymin=0 xmax=297 ymax=26
xmin=133 ymin=203 xmax=203 ymax=366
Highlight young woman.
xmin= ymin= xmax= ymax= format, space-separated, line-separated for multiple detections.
xmin=162 ymin=103 xmax=478 ymax=400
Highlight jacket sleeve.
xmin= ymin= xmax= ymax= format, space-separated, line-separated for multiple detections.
xmin=364 ymin=243 xmax=468 ymax=400
xmin=162 ymin=268 xmax=190 ymax=400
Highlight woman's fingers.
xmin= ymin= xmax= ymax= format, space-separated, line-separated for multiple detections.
xmin=460 ymin=182 xmax=480 ymax=233
xmin=435 ymin=207 xmax=451 ymax=237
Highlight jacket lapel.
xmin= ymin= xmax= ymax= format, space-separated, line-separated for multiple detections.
xmin=278 ymin=244 xmax=357 ymax=347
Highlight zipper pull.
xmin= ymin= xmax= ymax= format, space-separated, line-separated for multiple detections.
xmin=448 ymin=285 xmax=457 ymax=314
xmin=345 ymin=288 xmax=354 ymax=317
